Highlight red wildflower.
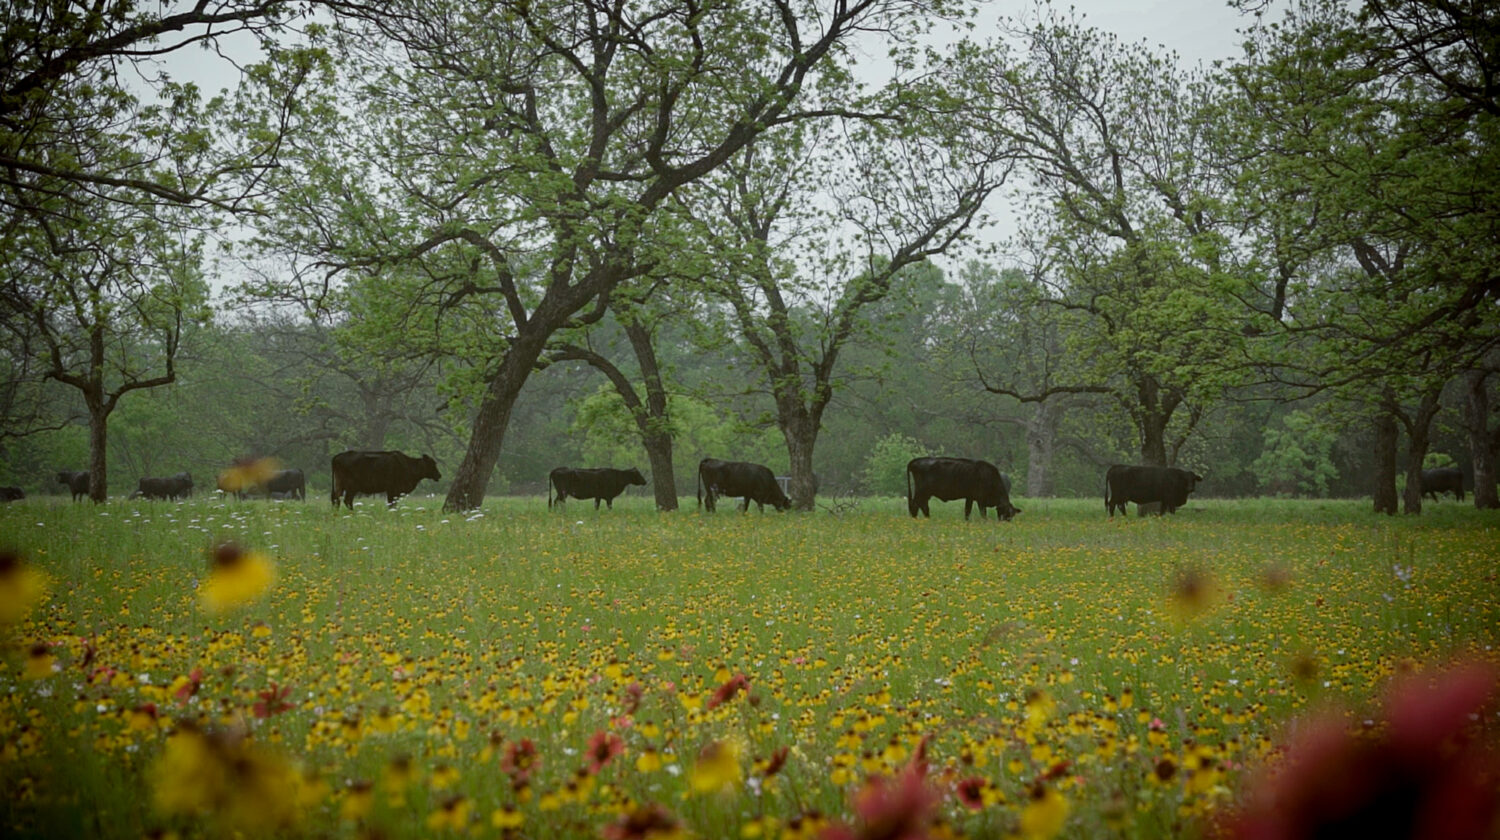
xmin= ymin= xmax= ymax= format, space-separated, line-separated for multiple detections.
xmin=707 ymin=672 xmax=750 ymax=710
xmin=955 ymin=777 xmax=986 ymax=811
xmin=761 ymin=746 xmax=790 ymax=778
xmin=173 ymin=668 xmax=204 ymax=704
xmin=1227 ymin=662 xmax=1500 ymax=840
xmin=502 ymin=739 xmax=540 ymax=784
xmin=825 ymin=760 xmax=940 ymax=840
xmin=586 ymin=730 xmax=625 ymax=774
xmin=253 ymin=682 xmax=294 ymax=718
xmin=600 ymin=802 xmax=683 ymax=840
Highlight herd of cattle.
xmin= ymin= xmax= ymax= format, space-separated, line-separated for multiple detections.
xmin=3 ymin=454 xmax=1475 ymax=516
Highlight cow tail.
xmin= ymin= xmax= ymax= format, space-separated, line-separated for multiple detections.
xmin=1104 ymin=471 xmax=1111 ymax=515
xmin=330 ymin=471 xmax=339 ymax=508
xmin=905 ymin=463 xmax=912 ymax=506
xmin=696 ymin=464 xmax=703 ymax=510
xmin=547 ymin=473 xmax=554 ymax=510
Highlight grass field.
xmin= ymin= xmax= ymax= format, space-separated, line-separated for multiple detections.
xmin=1 ymin=494 xmax=1497 ymax=838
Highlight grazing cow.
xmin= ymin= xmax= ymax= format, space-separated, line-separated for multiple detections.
xmin=264 ymin=469 xmax=306 ymax=501
xmin=906 ymin=457 xmax=1021 ymax=521
xmin=0 ymin=486 xmax=23 ymax=502
xmin=56 ymin=470 xmax=89 ymax=501
xmin=134 ymin=472 xmax=194 ymax=501
xmin=1105 ymin=464 xmax=1202 ymax=517
xmin=548 ymin=467 xmax=645 ymax=510
xmin=697 ymin=458 xmax=791 ymax=513
xmin=330 ymin=450 xmax=441 ymax=509
xmin=1420 ymin=467 xmax=1464 ymax=502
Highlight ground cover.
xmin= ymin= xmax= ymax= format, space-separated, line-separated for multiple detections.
xmin=1 ymin=495 xmax=1497 ymax=838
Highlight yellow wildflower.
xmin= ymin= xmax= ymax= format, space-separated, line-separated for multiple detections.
xmin=1019 ymin=782 xmax=1070 ymax=840
xmin=340 ymin=780 xmax=373 ymax=822
xmin=689 ymin=739 xmax=742 ymax=795
xmin=0 ymin=550 xmax=48 ymax=624
xmin=425 ymin=794 xmax=471 ymax=831
xmin=199 ymin=543 xmax=275 ymax=614
xmin=218 ymin=457 xmax=280 ymax=494
xmin=492 ymin=806 xmax=524 ymax=829
xmin=24 ymin=644 xmax=55 ymax=680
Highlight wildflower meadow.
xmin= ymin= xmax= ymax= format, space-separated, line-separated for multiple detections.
xmin=1 ymin=496 xmax=1497 ymax=838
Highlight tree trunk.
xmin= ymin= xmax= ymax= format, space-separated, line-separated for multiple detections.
xmin=1025 ymin=398 xmax=1060 ymax=497
xmin=1400 ymin=391 xmax=1441 ymax=515
xmin=1373 ymin=410 xmax=1399 ymax=515
xmin=640 ymin=430 xmax=677 ymax=510
xmin=443 ymin=336 xmax=547 ymax=512
xmin=784 ymin=418 xmax=817 ymax=511
xmin=87 ymin=398 xmax=108 ymax=504
xmin=1465 ymin=369 xmax=1499 ymax=509
xmin=624 ymin=321 xmax=677 ymax=511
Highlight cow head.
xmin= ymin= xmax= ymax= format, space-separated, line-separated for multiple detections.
xmin=626 ymin=468 xmax=646 ymax=486
xmin=420 ymin=455 xmax=441 ymax=482
xmin=999 ymin=503 xmax=1022 ymax=521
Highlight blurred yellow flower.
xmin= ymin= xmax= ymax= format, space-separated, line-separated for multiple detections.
xmin=24 ymin=643 xmax=55 ymax=680
xmin=0 ymin=549 xmax=48 ymax=624
xmin=340 ymin=780 xmax=373 ymax=822
xmin=151 ymin=724 xmax=298 ymax=831
xmin=425 ymin=794 xmax=471 ymax=831
xmin=199 ymin=543 xmax=275 ymax=614
xmin=491 ymin=806 xmax=524 ymax=829
xmin=218 ymin=457 xmax=280 ymax=494
xmin=689 ymin=739 xmax=742 ymax=795
xmin=1020 ymin=782 xmax=1070 ymax=840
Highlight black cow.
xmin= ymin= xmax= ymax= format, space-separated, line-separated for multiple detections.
xmin=698 ymin=458 xmax=790 ymax=513
xmin=0 ymin=487 xmax=23 ymax=502
xmin=56 ymin=470 xmax=89 ymax=501
xmin=330 ymin=450 xmax=441 ymax=509
xmin=1105 ymin=464 xmax=1202 ymax=517
xmin=264 ymin=469 xmax=306 ymax=501
xmin=1420 ymin=467 xmax=1464 ymax=502
xmin=906 ymin=457 xmax=1021 ymax=521
xmin=549 ymin=467 xmax=645 ymax=510
xmin=134 ymin=472 xmax=194 ymax=501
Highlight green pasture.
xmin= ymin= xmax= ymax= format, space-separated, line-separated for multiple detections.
xmin=1 ymin=495 xmax=1497 ymax=838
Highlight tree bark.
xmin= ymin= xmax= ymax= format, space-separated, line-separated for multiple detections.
xmin=87 ymin=396 xmax=108 ymax=504
xmin=1399 ymin=390 xmax=1442 ymax=515
xmin=1465 ymin=369 xmax=1499 ymax=509
xmin=1025 ymin=398 xmax=1061 ymax=497
xmin=443 ymin=335 xmax=548 ymax=512
xmin=624 ymin=321 xmax=677 ymax=511
xmin=783 ymin=413 xmax=818 ymax=511
xmin=1373 ymin=410 xmax=1400 ymax=515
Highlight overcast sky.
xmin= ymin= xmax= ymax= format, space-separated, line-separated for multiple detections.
xmin=1047 ymin=0 xmax=1255 ymax=67
xmin=165 ymin=0 xmax=1263 ymax=291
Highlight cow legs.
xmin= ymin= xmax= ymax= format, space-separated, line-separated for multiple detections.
xmin=963 ymin=499 xmax=974 ymax=520
xmin=595 ymin=498 xmax=602 ymax=510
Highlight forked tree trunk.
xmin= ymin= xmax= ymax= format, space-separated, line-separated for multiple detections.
xmin=1399 ymin=391 xmax=1441 ymax=515
xmin=1373 ymin=411 xmax=1399 ymax=515
xmin=1465 ymin=370 xmax=1499 ymax=509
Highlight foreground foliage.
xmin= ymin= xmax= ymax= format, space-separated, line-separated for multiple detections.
xmin=1 ymin=497 xmax=1497 ymax=838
